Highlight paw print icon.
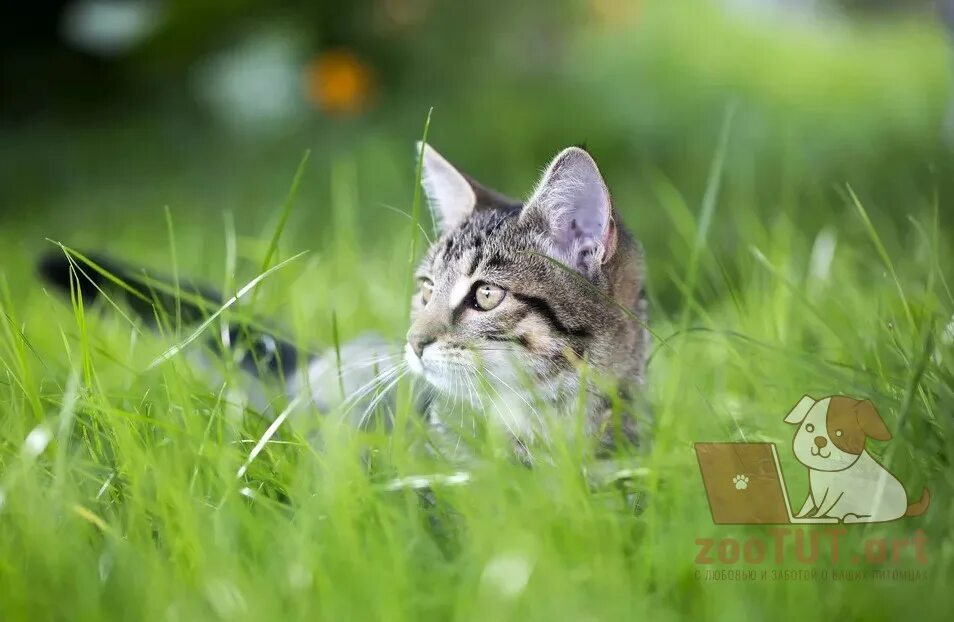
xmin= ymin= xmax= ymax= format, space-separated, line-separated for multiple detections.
xmin=732 ymin=474 xmax=749 ymax=490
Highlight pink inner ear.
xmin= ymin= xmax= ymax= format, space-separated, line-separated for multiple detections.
xmin=555 ymin=215 xmax=606 ymax=262
xmin=529 ymin=148 xmax=613 ymax=272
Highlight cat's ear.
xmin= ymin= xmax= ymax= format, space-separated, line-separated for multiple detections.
xmin=521 ymin=146 xmax=616 ymax=274
xmin=417 ymin=142 xmax=476 ymax=233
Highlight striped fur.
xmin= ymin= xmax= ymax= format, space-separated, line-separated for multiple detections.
xmin=408 ymin=145 xmax=649 ymax=450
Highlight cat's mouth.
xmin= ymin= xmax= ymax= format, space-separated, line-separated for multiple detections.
xmin=405 ymin=343 xmax=425 ymax=376
xmin=404 ymin=343 xmax=482 ymax=396
xmin=405 ymin=343 xmax=546 ymax=402
xmin=404 ymin=344 xmax=472 ymax=399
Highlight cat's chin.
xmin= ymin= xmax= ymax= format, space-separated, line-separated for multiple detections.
xmin=406 ymin=358 xmax=455 ymax=396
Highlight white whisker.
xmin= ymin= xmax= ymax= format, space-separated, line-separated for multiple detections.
xmin=463 ymin=371 xmax=481 ymax=439
xmin=477 ymin=370 xmax=523 ymax=449
xmin=482 ymin=366 xmax=546 ymax=432
xmin=338 ymin=363 xmax=403 ymax=414
xmin=330 ymin=353 xmax=402 ymax=375
xmin=356 ymin=368 xmax=407 ymax=429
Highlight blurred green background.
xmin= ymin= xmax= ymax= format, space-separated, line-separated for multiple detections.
xmin=3 ymin=0 xmax=952 ymax=305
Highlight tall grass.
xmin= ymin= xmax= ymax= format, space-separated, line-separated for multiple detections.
xmin=0 ymin=127 xmax=952 ymax=621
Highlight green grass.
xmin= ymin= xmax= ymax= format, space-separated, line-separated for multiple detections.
xmin=1 ymin=117 xmax=953 ymax=621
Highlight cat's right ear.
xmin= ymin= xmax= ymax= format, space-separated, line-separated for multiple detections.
xmin=417 ymin=142 xmax=476 ymax=233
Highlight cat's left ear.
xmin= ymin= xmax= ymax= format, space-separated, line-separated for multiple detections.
xmin=417 ymin=142 xmax=476 ymax=233
xmin=521 ymin=146 xmax=617 ymax=275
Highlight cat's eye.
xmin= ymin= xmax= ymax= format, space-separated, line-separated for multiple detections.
xmin=805 ymin=424 xmax=815 ymax=433
xmin=835 ymin=430 xmax=843 ymax=437
xmin=473 ymin=283 xmax=506 ymax=311
xmin=419 ymin=279 xmax=434 ymax=304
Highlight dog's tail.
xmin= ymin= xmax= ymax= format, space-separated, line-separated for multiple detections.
xmin=904 ymin=487 xmax=931 ymax=517
xmin=37 ymin=250 xmax=300 ymax=378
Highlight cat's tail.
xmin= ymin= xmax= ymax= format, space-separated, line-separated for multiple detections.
xmin=37 ymin=250 xmax=301 ymax=378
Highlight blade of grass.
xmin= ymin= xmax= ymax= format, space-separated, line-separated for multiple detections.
xmin=236 ymin=393 xmax=308 ymax=478
xmin=394 ymin=108 xmax=434 ymax=449
xmin=147 ymin=251 xmax=308 ymax=369
xmin=404 ymin=107 xmax=433 ymax=323
xmin=846 ymin=184 xmax=916 ymax=333
xmin=748 ymin=245 xmax=846 ymax=345
xmin=681 ymin=102 xmax=735 ymax=320
xmin=259 ymin=150 xmax=311 ymax=276
xmin=331 ymin=310 xmax=346 ymax=399
xmin=163 ymin=205 xmax=182 ymax=336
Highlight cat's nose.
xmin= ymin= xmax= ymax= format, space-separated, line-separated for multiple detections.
xmin=814 ymin=436 xmax=828 ymax=448
xmin=407 ymin=331 xmax=435 ymax=358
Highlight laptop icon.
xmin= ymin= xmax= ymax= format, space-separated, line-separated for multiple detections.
xmin=694 ymin=442 xmax=838 ymax=524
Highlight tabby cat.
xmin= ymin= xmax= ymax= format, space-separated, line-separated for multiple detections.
xmin=39 ymin=143 xmax=649 ymax=456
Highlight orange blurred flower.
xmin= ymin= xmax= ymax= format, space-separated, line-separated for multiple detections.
xmin=304 ymin=50 xmax=375 ymax=116
xmin=589 ymin=0 xmax=641 ymax=26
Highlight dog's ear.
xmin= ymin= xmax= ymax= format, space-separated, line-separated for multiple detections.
xmin=784 ymin=395 xmax=816 ymax=424
xmin=856 ymin=399 xmax=892 ymax=441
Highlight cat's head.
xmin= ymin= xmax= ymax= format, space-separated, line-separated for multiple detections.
xmin=405 ymin=143 xmax=647 ymax=422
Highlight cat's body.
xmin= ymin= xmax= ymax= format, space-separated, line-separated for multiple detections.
xmin=39 ymin=144 xmax=649 ymax=457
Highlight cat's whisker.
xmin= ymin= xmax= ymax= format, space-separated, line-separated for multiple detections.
xmin=482 ymin=347 xmax=564 ymax=405
xmin=356 ymin=366 xmax=407 ymax=429
xmin=336 ymin=352 xmax=401 ymax=369
xmin=477 ymin=369 xmax=525 ymax=452
xmin=343 ymin=373 xmax=399 ymax=425
xmin=306 ymin=353 xmax=403 ymax=411
xmin=455 ymin=367 xmax=475 ymax=451
xmin=488 ymin=375 xmax=543 ymax=452
xmin=337 ymin=362 xmax=404 ymax=418
xmin=340 ymin=365 xmax=400 ymax=405
xmin=463 ymin=371 xmax=481 ymax=439
xmin=426 ymin=356 xmax=481 ymax=442
xmin=451 ymin=363 xmax=462 ymax=424
xmin=453 ymin=366 xmax=465 ymax=450
xmin=330 ymin=352 xmax=402 ymax=375
xmin=482 ymin=366 xmax=545 ymax=430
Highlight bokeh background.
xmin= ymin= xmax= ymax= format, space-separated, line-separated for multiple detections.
xmin=2 ymin=0 xmax=952 ymax=310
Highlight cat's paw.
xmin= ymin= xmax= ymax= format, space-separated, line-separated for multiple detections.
xmin=732 ymin=474 xmax=749 ymax=490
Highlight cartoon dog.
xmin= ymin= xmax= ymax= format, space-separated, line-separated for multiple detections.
xmin=784 ymin=395 xmax=929 ymax=523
